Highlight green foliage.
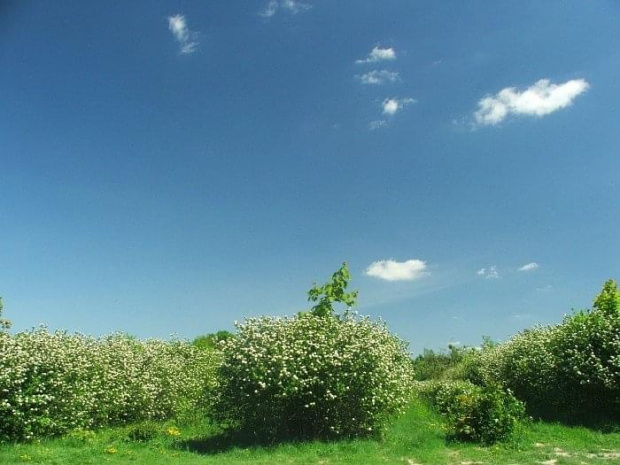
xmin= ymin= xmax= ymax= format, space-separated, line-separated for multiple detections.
xmin=473 ymin=327 xmax=559 ymax=414
xmin=593 ymin=279 xmax=620 ymax=317
xmin=0 ymin=330 xmax=219 ymax=442
xmin=427 ymin=381 xmax=526 ymax=445
xmin=551 ymin=302 xmax=620 ymax=416
xmin=461 ymin=279 xmax=620 ymax=422
xmin=192 ymin=330 xmax=234 ymax=351
xmin=413 ymin=345 xmax=466 ymax=381
xmin=214 ymin=312 xmax=414 ymax=440
xmin=307 ymin=262 xmax=358 ymax=318
xmin=64 ymin=428 xmax=97 ymax=445
xmin=0 ymin=297 xmax=11 ymax=331
xmin=124 ymin=422 xmax=163 ymax=443
xmin=2 ymin=397 xmax=620 ymax=464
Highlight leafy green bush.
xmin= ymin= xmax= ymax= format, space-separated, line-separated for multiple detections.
xmin=462 ymin=280 xmax=620 ymax=422
xmin=124 ymin=421 xmax=163 ymax=442
xmin=478 ymin=327 xmax=559 ymax=414
xmin=0 ymin=330 xmax=219 ymax=442
xmin=214 ymin=264 xmax=414 ymax=440
xmin=429 ymin=381 xmax=526 ymax=445
xmin=412 ymin=345 xmax=466 ymax=381
xmin=192 ymin=330 xmax=234 ymax=351
xmin=214 ymin=313 xmax=414 ymax=440
xmin=0 ymin=297 xmax=10 ymax=332
xmin=551 ymin=286 xmax=620 ymax=416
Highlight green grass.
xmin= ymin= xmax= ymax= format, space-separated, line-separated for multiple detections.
xmin=1 ymin=398 xmax=619 ymax=465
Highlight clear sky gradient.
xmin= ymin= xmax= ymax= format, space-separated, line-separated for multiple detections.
xmin=2 ymin=1 xmax=619 ymax=353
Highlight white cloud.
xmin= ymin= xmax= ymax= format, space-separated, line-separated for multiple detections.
xmin=477 ymin=266 xmax=499 ymax=279
xmin=369 ymin=120 xmax=388 ymax=130
xmin=357 ymin=70 xmax=400 ymax=85
xmin=260 ymin=0 xmax=311 ymax=17
xmin=260 ymin=0 xmax=279 ymax=17
xmin=168 ymin=14 xmax=198 ymax=54
xmin=356 ymin=46 xmax=396 ymax=64
xmin=282 ymin=0 xmax=311 ymax=13
xmin=382 ymin=97 xmax=415 ymax=115
xmin=518 ymin=262 xmax=539 ymax=272
xmin=365 ymin=259 xmax=429 ymax=282
xmin=474 ymin=78 xmax=589 ymax=126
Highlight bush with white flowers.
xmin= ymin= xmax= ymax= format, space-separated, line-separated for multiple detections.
xmin=214 ymin=312 xmax=414 ymax=440
xmin=476 ymin=326 xmax=559 ymax=413
xmin=467 ymin=280 xmax=620 ymax=420
xmin=551 ymin=283 xmax=620 ymax=415
xmin=0 ymin=329 xmax=219 ymax=442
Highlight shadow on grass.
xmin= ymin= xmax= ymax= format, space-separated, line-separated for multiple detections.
xmin=175 ymin=429 xmax=308 ymax=456
xmin=527 ymin=404 xmax=620 ymax=434
xmin=174 ymin=426 xmax=368 ymax=456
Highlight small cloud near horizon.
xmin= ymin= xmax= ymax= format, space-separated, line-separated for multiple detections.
xmin=168 ymin=14 xmax=198 ymax=54
xmin=477 ymin=266 xmax=499 ymax=279
xmin=356 ymin=46 xmax=396 ymax=64
xmin=474 ymin=78 xmax=589 ymax=126
xmin=519 ymin=262 xmax=539 ymax=272
xmin=365 ymin=259 xmax=429 ymax=281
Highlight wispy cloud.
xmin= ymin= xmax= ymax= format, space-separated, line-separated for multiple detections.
xmin=536 ymin=284 xmax=553 ymax=292
xmin=518 ymin=262 xmax=539 ymax=272
xmin=368 ymin=120 xmax=388 ymax=131
xmin=356 ymin=46 xmax=396 ymax=64
xmin=168 ymin=14 xmax=198 ymax=54
xmin=260 ymin=0 xmax=311 ymax=17
xmin=365 ymin=259 xmax=429 ymax=282
xmin=477 ymin=266 xmax=499 ymax=279
xmin=382 ymin=97 xmax=415 ymax=115
xmin=357 ymin=70 xmax=400 ymax=85
xmin=474 ymin=78 xmax=589 ymax=126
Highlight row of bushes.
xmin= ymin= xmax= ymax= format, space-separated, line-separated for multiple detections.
xmin=445 ymin=280 xmax=620 ymax=422
xmin=0 ymin=329 xmax=219 ymax=442
xmin=0 ymin=264 xmax=416 ymax=444
xmin=3 ymin=272 xmax=616 ymax=446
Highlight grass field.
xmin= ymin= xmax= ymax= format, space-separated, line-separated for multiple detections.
xmin=2 ymin=397 xmax=618 ymax=465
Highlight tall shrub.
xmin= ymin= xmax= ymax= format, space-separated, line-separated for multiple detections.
xmin=213 ymin=264 xmax=414 ymax=440
xmin=469 ymin=280 xmax=620 ymax=421
xmin=214 ymin=313 xmax=414 ymax=440
xmin=551 ymin=280 xmax=620 ymax=416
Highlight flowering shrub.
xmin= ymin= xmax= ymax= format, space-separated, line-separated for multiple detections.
xmin=424 ymin=380 xmax=525 ymax=445
xmin=476 ymin=326 xmax=560 ymax=413
xmin=551 ymin=303 xmax=620 ymax=415
xmin=463 ymin=280 xmax=620 ymax=421
xmin=214 ymin=312 xmax=415 ymax=440
xmin=0 ymin=329 xmax=219 ymax=442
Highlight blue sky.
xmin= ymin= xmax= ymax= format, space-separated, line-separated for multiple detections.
xmin=1 ymin=1 xmax=619 ymax=354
